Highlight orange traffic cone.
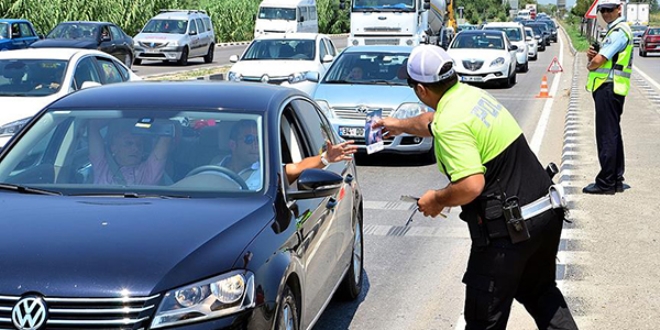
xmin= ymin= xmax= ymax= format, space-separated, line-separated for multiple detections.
xmin=535 ymin=75 xmax=551 ymax=98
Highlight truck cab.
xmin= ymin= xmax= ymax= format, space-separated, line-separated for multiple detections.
xmin=340 ymin=0 xmax=449 ymax=47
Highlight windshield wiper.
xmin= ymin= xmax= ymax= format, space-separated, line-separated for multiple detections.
xmin=71 ymin=192 xmax=190 ymax=199
xmin=0 ymin=93 xmax=27 ymax=97
xmin=0 ymin=183 xmax=62 ymax=196
xmin=371 ymin=80 xmax=401 ymax=86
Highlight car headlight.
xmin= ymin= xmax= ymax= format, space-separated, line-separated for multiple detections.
xmin=227 ymin=71 xmax=242 ymax=81
xmin=0 ymin=117 xmax=31 ymax=136
xmin=151 ymin=271 xmax=255 ymax=329
xmin=288 ymin=71 xmax=308 ymax=84
xmin=490 ymin=57 xmax=505 ymax=67
xmin=390 ymin=103 xmax=433 ymax=119
xmin=316 ymin=100 xmax=334 ymax=119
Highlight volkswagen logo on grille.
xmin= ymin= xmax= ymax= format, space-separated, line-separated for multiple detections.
xmin=261 ymin=75 xmax=270 ymax=83
xmin=356 ymin=105 xmax=369 ymax=113
xmin=12 ymin=296 xmax=47 ymax=330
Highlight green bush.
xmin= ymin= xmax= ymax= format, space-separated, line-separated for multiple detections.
xmin=559 ymin=19 xmax=590 ymax=52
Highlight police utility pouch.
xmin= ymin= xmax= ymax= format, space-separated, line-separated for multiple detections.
xmin=503 ymin=197 xmax=531 ymax=244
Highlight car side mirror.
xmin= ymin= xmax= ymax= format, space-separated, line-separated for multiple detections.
xmin=229 ymin=55 xmax=239 ymax=63
xmin=526 ymin=36 xmax=532 ymax=41
xmin=81 ymin=81 xmax=102 ymax=90
xmin=38 ymin=34 xmax=45 ymax=39
xmin=321 ymin=54 xmax=334 ymax=63
xmin=510 ymin=45 xmax=518 ymax=51
xmin=305 ymin=71 xmax=320 ymax=82
xmin=287 ymin=168 xmax=343 ymax=200
xmin=299 ymin=16 xmax=305 ymax=23
xmin=189 ymin=30 xmax=197 ymax=36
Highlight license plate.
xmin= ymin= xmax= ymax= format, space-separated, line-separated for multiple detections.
xmin=146 ymin=49 xmax=159 ymax=53
xmin=461 ymin=76 xmax=483 ymax=82
xmin=339 ymin=126 xmax=364 ymax=138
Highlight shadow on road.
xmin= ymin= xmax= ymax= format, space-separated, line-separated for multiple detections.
xmin=313 ymin=269 xmax=371 ymax=329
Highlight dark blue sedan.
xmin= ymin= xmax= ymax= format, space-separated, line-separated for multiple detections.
xmin=0 ymin=19 xmax=41 ymax=51
xmin=0 ymin=82 xmax=364 ymax=329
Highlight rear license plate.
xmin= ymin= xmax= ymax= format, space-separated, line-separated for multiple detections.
xmin=339 ymin=126 xmax=364 ymax=138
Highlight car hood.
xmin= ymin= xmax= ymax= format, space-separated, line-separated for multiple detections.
xmin=313 ymin=83 xmax=417 ymax=108
xmin=31 ymin=38 xmax=98 ymax=49
xmin=230 ymin=60 xmax=321 ymax=77
xmin=448 ymin=49 xmax=509 ymax=65
xmin=0 ymin=95 xmax=61 ymax=127
xmin=134 ymin=33 xmax=185 ymax=44
xmin=0 ymin=193 xmax=273 ymax=297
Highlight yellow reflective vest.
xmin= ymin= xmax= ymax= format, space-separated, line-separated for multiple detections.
xmin=586 ymin=21 xmax=633 ymax=96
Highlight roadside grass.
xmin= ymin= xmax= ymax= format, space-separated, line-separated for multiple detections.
xmin=145 ymin=66 xmax=230 ymax=81
xmin=560 ymin=20 xmax=590 ymax=52
xmin=651 ymin=12 xmax=660 ymax=25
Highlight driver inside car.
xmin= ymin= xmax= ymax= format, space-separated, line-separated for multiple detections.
xmin=88 ymin=119 xmax=172 ymax=185
xmin=213 ymin=120 xmax=357 ymax=190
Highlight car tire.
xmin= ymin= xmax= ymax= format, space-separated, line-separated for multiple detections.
xmin=532 ymin=53 xmax=538 ymax=61
xmin=133 ymin=58 xmax=142 ymax=66
xmin=124 ymin=53 xmax=133 ymax=69
xmin=505 ymin=69 xmax=516 ymax=88
xmin=275 ymin=286 xmax=300 ymax=330
xmin=337 ymin=210 xmax=364 ymax=301
xmin=523 ymin=62 xmax=529 ymax=72
xmin=639 ymin=48 xmax=646 ymax=57
xmin=178 ymin=47 xmax=189 ymax=66
xmin=204 ymin=44 xmax=214 ymax=63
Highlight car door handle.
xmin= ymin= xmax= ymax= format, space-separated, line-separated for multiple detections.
xmin=326 ymin=197 xmax=338 ymax=209
xmin=344 ymin=174 xmax=354 ymax=184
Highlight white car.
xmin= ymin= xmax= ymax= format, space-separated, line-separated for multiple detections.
xmin=482 ymin=22 xmax=529 ymax=72
xmin=226 ymin=33 xmax=337 ymax=96
xmin=447 ymin=30 xmax=518 ymax=88
xmin=0 ymin=48 xmax=140 ymax=147
xmin=524 ymin=27 xmax=538 ymax=61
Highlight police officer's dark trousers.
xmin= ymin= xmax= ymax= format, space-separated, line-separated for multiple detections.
xmin=592 ymin=82 xmax=625 ymax=189
xmin=462 ymin=210 xmax=578 ymax=330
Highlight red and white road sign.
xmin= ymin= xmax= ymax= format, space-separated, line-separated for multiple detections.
xmin=547 ymin=56 xmax=564 ymax=73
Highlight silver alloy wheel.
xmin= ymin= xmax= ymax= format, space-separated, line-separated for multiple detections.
xmin=283 ymin=303 xmax=295 ymax=330
xmin=352 ymin=221 xmax=363 ymax=285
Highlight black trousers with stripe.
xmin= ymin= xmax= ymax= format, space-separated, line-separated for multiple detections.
xmin=592 ymin=82 xmax=626 ymax=189
xmin=462 ymin=210 xmax=578 ymax=330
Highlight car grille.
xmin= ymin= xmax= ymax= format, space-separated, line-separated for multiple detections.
xmin=242 ymin=76 xmax=288 ymax=84
xmin=364 ymin=27 xmax=402 ymax=32
xmin=462 ymin=60 xmax=484 ymax=71
xmin=0 ymin=294 xmax=159 ymax=329
xmin=332 ymin=106 xmax=393 ymax=120
xmin=139 ymin=42 xmax=167 ymax=48
xmin=364 ymin=38 xmax=399 ymax=45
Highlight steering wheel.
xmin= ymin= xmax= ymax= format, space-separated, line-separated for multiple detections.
xmin=185 ymin=165 xmax=249 ymax=190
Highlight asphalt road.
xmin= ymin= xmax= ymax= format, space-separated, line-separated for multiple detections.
xmin=631 ymin=47 xmax=660 ymax=91
xmin=131 ymin=35 xmax=349 ymax=78
xmin=312 ymin=38 xmax=566 ymax=329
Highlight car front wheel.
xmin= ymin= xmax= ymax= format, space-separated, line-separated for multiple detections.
xmin=276 ymin=286 xmax=300 ymax=330
xmin=178 ymin=47 xmax=189 ymax=66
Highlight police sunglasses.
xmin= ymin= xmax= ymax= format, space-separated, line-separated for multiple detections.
xmin=243 ymin=134 xmax=257 ymax=145
xmin=407 ymin=78 xmax=419 ymax=89
xmin=598 ymin=7 xmax=616 ymax=13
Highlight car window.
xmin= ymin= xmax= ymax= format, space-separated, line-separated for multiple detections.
xmin=142 ymin=19 xmax=188 ymax=34
xmin=97 ymin=58 xmax=123 ymax=84
xmin=484 ymin=27 xmax=522 ymax=41
xmin=243 ymin=39 xmax=314 ymax=60
xmin=0 ymin=23 xmax=8 ymax=39
xmin=292 ymin=99 xmax=335 ymax=156
xmin=203 ymin=17 xmax=212 ymax=32
xmin=11 ymin=23 xmax=20 ymax=38
xmin=112 ymin=59 xmax=130 ymax=81
xmin=109 ymin=26 xmax=123 ymax=41
xmin=0 ymin=59 xmax=67 ymax=97
xmin=258 ymin=7 xmax=297 ymax=21
xmin=47 ymin=23 xmax=98 ymax=40
xmin=319 ymin=40 xmax=328 ymax=60
xmin=310 ymin=6 xmax=318 ymax=20
xmin=281 ymin=109 xmax=304 ymax=164
xmin=72 ymin=57 xmax=102 ymax=90
xmin=0 ymin=110 xmax=265 ymax=195
xmin=189 ymin=19 xmax=198 ymax=34
xmin=195 ymin=19 xmax=205 ymax=33
xmin=322 ymin=51 xmax=409 ymax=85
xmin=452 ymin=33 xmax=504 ymax=50
xmin=324 ymin=39 xmax=337 ymax=57
xmin=19 ymin=23 xmax=35 ymax=37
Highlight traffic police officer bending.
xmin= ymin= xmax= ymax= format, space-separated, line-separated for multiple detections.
xmin=584 ymin=0 xmax=632 ymax=195
xmin=374 ymin=45 xmax=578 ymax=329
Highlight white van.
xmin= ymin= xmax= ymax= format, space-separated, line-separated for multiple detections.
xmin=254 ymin=0 xmax=318 ymax=37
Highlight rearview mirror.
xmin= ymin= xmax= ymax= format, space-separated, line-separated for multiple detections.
xmin=189 ymin=30 xmax=197 ymax=36
xmin=229 ymin=55 xmax=239 ymax=63
xmin=81 ymin=81 xmax=102 ymax=89
xmin=287 ymin=168 xmax=343 ymax=200
xmin=321 ymin=54 xmax=334 ymax=63
xmin=305 ymin=71 xmax=320 ymax=82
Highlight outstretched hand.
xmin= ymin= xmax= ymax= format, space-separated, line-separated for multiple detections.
xmin=372 ymin=117 xmax=403 ymax=139
xmin=325 ymin=140 xmax=358 ymax=162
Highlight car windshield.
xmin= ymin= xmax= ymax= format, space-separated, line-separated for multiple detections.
xmin=0 ymin=59 xmax=67 ymax=97
xmin=352 ymin=0 xmax=415 ymax=12
xmin=525 ymin=29 xmax=533 ymax=38
xmin=485 ymin=27 xmax=522 ymax=41
xmin=258 ymin=7 xmax=297 ymax=21
xmin=47 ymin=23 xmax=99 ymax=40
xmin=322 ymin=51 xmax=408 ymax=85
xmin=0 ymin=23 xmax=8 ymax=39
xmin=451 ymin=34 xmax=505 ymax=50
xmin=142 ymin=19 xmax=188 ymax=34
xmin=527 ymin=24 xmax=544 ymax=35
xmin=242 ymin=39 xmax=316 ymax=60
xmin=649 ymin=28 xmax=660 ymax=35
xmin=0 ymin=110 xmax=265 ymax=197
xmin=631 ymin=25 xmax=647 ymax=32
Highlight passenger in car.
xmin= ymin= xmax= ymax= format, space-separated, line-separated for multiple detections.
xmin=346 ymin=66 xmax=364 ymax=81
xmin=215 ymin=120 xmax=357 ymax=189
xmin=88 ymin=120 xmax=172 ymax=185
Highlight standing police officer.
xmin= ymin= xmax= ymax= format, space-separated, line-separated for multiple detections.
xmin=584 ymin=0 xmax=632 ymax=195
xmin=375 ymin=45 xmax=578 ymax=329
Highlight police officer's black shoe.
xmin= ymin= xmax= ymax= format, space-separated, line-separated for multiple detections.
xmin=583 ymin=183 xmax=616 ymax=195
xmin=616 ymin=181 xmax=630 ymax=193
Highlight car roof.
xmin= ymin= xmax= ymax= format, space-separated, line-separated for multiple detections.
xmin=0 ymin=19 xmax=30 ymax=24
xmin=0 ymin=48 xmax=108 ymax=60
xmin=254 ymin=33 xmax=327 ymax=40
xmin=153 ymin=10 xmax=208 ymax=19
xmin=342 ymin=45 xmax=414 ymax=53
xmin=57 ymin=21 xmax=113 ymax=26
xmin=483 ymin=22 xmax=523 ymax=27
xmin=47 ymin=81 xmax=306 ymax=112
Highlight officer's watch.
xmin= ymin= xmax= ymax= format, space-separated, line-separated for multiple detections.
xmin=320 ymin=152 xmax=329 ymax=166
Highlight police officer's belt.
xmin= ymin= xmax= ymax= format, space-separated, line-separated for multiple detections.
xmin=520 ymin=184 xmax=566 ymax=220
